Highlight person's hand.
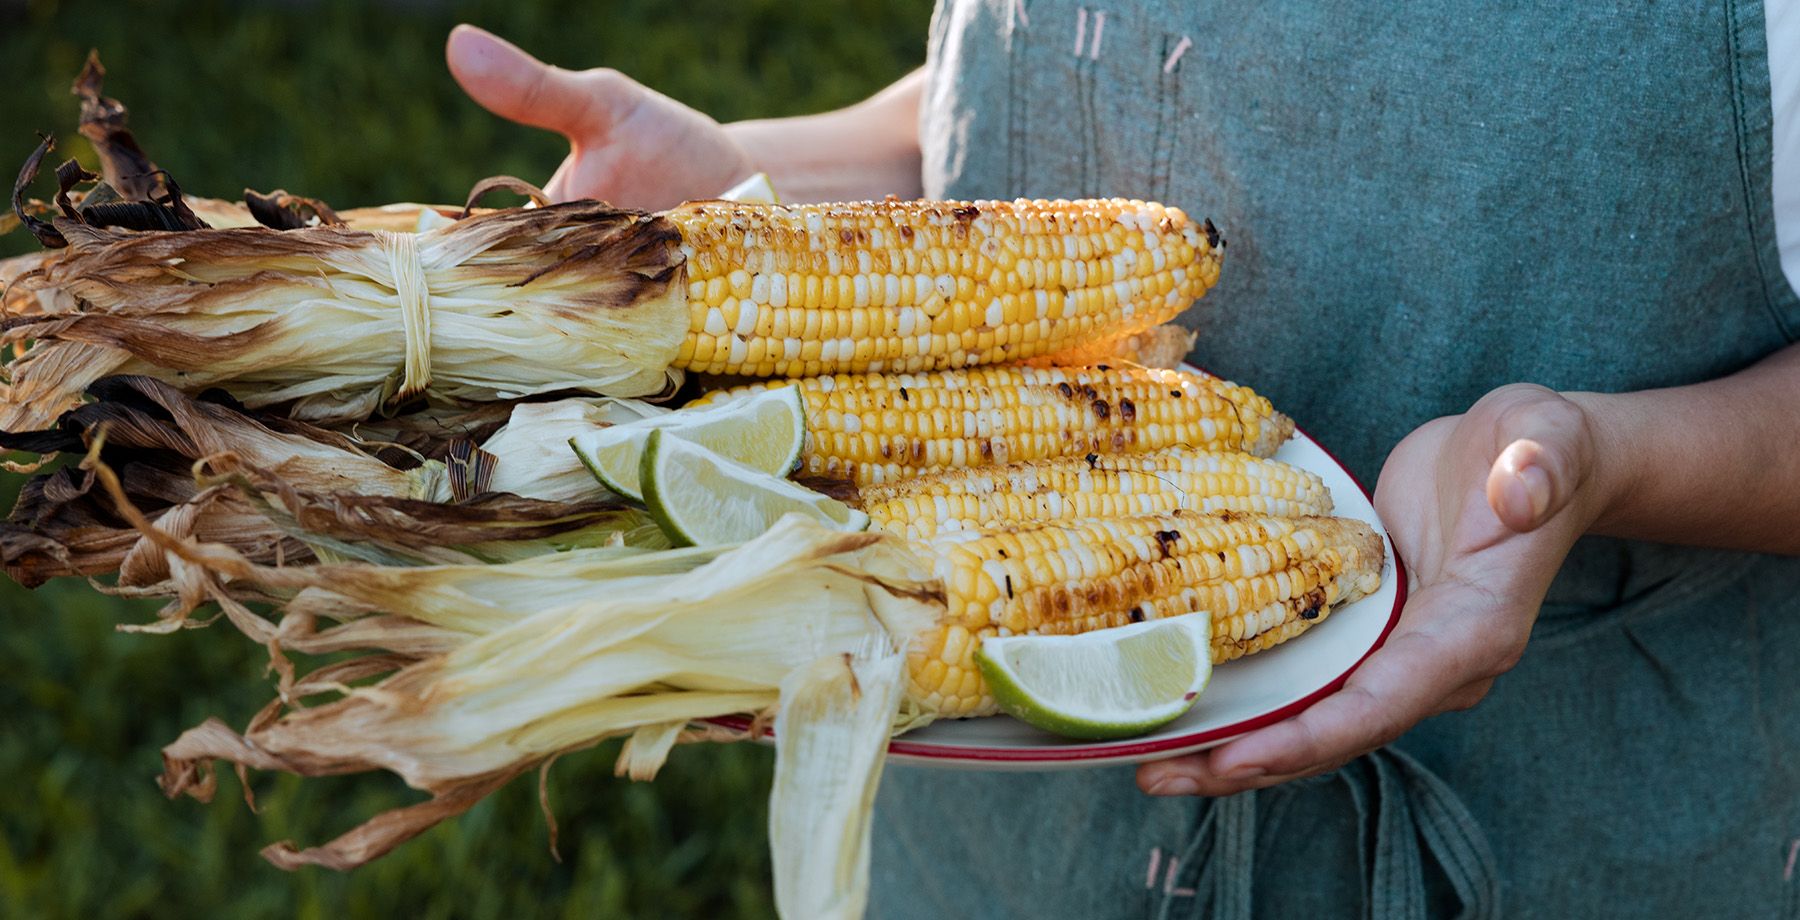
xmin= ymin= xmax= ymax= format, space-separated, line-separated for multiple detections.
xmin=445 ymin=24 xmax=754 ymax=209
xmin=1137 ymin=383 xmax=1610 ymax=796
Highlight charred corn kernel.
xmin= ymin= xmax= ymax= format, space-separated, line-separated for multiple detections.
xmin=905 ymin=511 xmax=1386 ymax=717
xmin=697 ymin=365 xmax=1292 ymax=485
xmin=859 ymin=447 xmax=1332 ymax=540
xmin=665 ymin=198 xmax=1223 ymax=377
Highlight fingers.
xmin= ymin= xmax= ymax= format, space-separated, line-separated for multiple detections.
xmin=1221 ymin=629 xmax=1459 ymax=774
xmin=1137 ymin=669 xmax=1488 ymax=799
xmin=1140 ymin=621 xmax=1484 ymax=797
xmin=1481 ymin=390 xmax=1593 ymax=533
xmin=1137 ymin=750 xmax=1356 ymax=797
xmin=1488 ymin=438 xmax=1555 ymax=530
xmin=446 ymin=24 xmax=626 ymax=139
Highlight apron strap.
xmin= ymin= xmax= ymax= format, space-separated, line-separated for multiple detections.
xmin=1352 ymin=748 xmax=1501 ymax=920
xmin=1153 ymin=791 xmax=1257 ymax=920
xmin=1155 ymin=749 xmax=1499 ymax=920
xmin=1381 ymin=748 xmax=1501 ymax=920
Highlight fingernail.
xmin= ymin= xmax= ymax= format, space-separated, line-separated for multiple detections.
xmin=1149 ymin=777 xmax=1200 ymax=796
xmin=1518 ymin=463 xmax=1551 ymax=521
xmin=1221 ymin=764 xmax=1265 ymax=781
xmin=447 ymin=26 xmax=512 ymax=79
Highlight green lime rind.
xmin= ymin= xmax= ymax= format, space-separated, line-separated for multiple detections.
xmin=569 ymin=434 xmax=631 ymax=499
xmin=639 ymin=428 xmax=867 ymax=548
xmin=582 ymin=431 xmax=646 ymax=501
xmin=568 ymin=385 xmax=805 ymax=502
xmin=640 ymin=429 xmax=696 ymax=545
xmin=974 ymin=616 xmax=1213 ymax=741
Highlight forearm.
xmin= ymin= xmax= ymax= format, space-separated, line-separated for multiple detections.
xmin=724 ymin=69 xmax=924 ymax=203
xmin=1572 ymin=342 xmax=1800 ymax=553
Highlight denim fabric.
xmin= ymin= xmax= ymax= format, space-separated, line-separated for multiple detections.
xmin=874 ymin=1 xmax=1800 ymax=916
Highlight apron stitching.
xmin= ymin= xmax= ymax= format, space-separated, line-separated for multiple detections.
xmin=1163 ymin=858 xmax=1197 ymax=897
xmin=1162 ymin=35 xmax=1192 ymax=73
xmin=1006 ymin=2 xmax=1029 ymax=192
xmin=1343 ymin=766 xmax=1376 ymax=917
xmin=1150 ymin=34 xmax=1173 ymax=204
xmin=1212 ymin=794 xmax=1258 ymax=918
xmin=1155 ymin=800 xmax=1219 ymax=920
xmin=1150 ymin=31 xmax=1187 ymax=204
xmin=1786 ymin=837 xmax=1799 ymax=919
xmin=1069 ymin=8 xmax=1091 ymax=196
xmin=1371 ymin=760 xmax=1424 ymax=920
xmin=1745 ymin=577 xmax=1774 ymax=758
xmin=1082 ymin=59 xmax=1098 ymax=196
xmin=1404 ymin=757 xmax=1502 ymax=919
xmin=1160 ymin=43 xmax=1182 ymax=200
xmin=1005 ymin=0 xmax=1029 ymax=33
xmin=1081 ymin=26 xmax=1101 ymax=196
xmin=1722 ymin=0 xmax=1798 ymax=341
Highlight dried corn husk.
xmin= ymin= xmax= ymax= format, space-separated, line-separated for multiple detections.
xmin=1 ymin=250 xmax=68 ymax=318
xmin=469 ymin=397 xmax=667 ymax=502
xmin=0 ymin=376 xmax=657 ymax=596
xmin=2 ymin=200 xmax=687 ymax=429
xmin=155 ymin=516 xmax=940 ymax=871
xmin=770 ymin=647 xmax=906 ymax=920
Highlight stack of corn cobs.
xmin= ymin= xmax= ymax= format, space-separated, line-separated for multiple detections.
xmin=2 ymin=83 xmax=1384 ymax=918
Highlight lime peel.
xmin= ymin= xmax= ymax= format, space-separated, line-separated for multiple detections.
xmin=568 ymin=384 xmax=804 ymax=501
xmin=640 ymin=428 xmax=867 ymax=547
xmin=975 ymin=615 xmax=1213 ymax=740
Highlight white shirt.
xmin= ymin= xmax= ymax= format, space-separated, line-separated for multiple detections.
xmin=1770 ymin=0 xmax=1800 ymax=296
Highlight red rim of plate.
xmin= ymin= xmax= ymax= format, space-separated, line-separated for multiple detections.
xmin=709 ymin=419 xmax=1408 ymax=763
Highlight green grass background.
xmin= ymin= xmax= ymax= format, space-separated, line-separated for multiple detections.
xmin=0 ymin=1 xmax=931 ymax=916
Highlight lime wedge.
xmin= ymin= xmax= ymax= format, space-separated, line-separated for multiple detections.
xmin=570 ymin=385 xmax=805 ymax=501
xmin=975 ymin=615 xmax=1213 ymax=740
xmin=720 ymin=171 xmax=780 ymax=204
xmin=640 ymin=428 xmax=867 ymax=546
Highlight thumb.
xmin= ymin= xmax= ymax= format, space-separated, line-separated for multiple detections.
xmin=446 ymin=24 xmax=625 ymax=139
xmin=1482 ymin=390 xmax=1593 ymax=532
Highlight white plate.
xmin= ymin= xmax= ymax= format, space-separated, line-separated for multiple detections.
xmin=882 ymin=420 xmax=1405 ymax=771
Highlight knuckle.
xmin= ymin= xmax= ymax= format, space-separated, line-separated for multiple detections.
xmin=518 ymin=66 xmax=558 ymax=112
xmin=580 ymin=66 xmax=627 ymax=96
xmin=1479 ymin=382 xmax=1558 ymax=414
xmin=1447 ymin=679 xmax=1495 ymax=712
xmin=1482 ymin=638 xmax=1529 ymax=679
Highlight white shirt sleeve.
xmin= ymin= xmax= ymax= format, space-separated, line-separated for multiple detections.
xmin=1770 ymin=0 xmax=1800 ymax=298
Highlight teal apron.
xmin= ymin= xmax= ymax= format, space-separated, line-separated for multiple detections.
xmin=873 ymin=1 xmax=1800 ymax=916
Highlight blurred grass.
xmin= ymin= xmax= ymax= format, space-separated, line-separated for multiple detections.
xmin=0 ymin=0 xmax=931 ymax=916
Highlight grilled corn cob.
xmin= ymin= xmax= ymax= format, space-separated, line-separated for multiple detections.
xmin=669 ymin=198 xmax=1219 ymax=376
xmin=910 ymin=511 xmax=1385 ymax=717
xmin=3 ymin=197 xmax=1222 ymax=429
xmin=859 ymin=447 xmax=1332 ymax=540
xmin=699 ymin=365 xmax=1292 ymax=484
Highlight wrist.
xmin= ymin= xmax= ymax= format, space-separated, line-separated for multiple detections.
xmin=1558 ymin=390 xmax=1638 ymax=536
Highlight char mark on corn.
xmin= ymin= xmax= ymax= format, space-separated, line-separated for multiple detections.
xmin=906 ymin=511 xmax=1384 ymax=717
xmin=668 ymin=198 xmax=1222 ymax=377
xmin=699 ymin=365 xmax=1292 ymax=485
xmin=859 ymin=447 xmax=1332 ymax=540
